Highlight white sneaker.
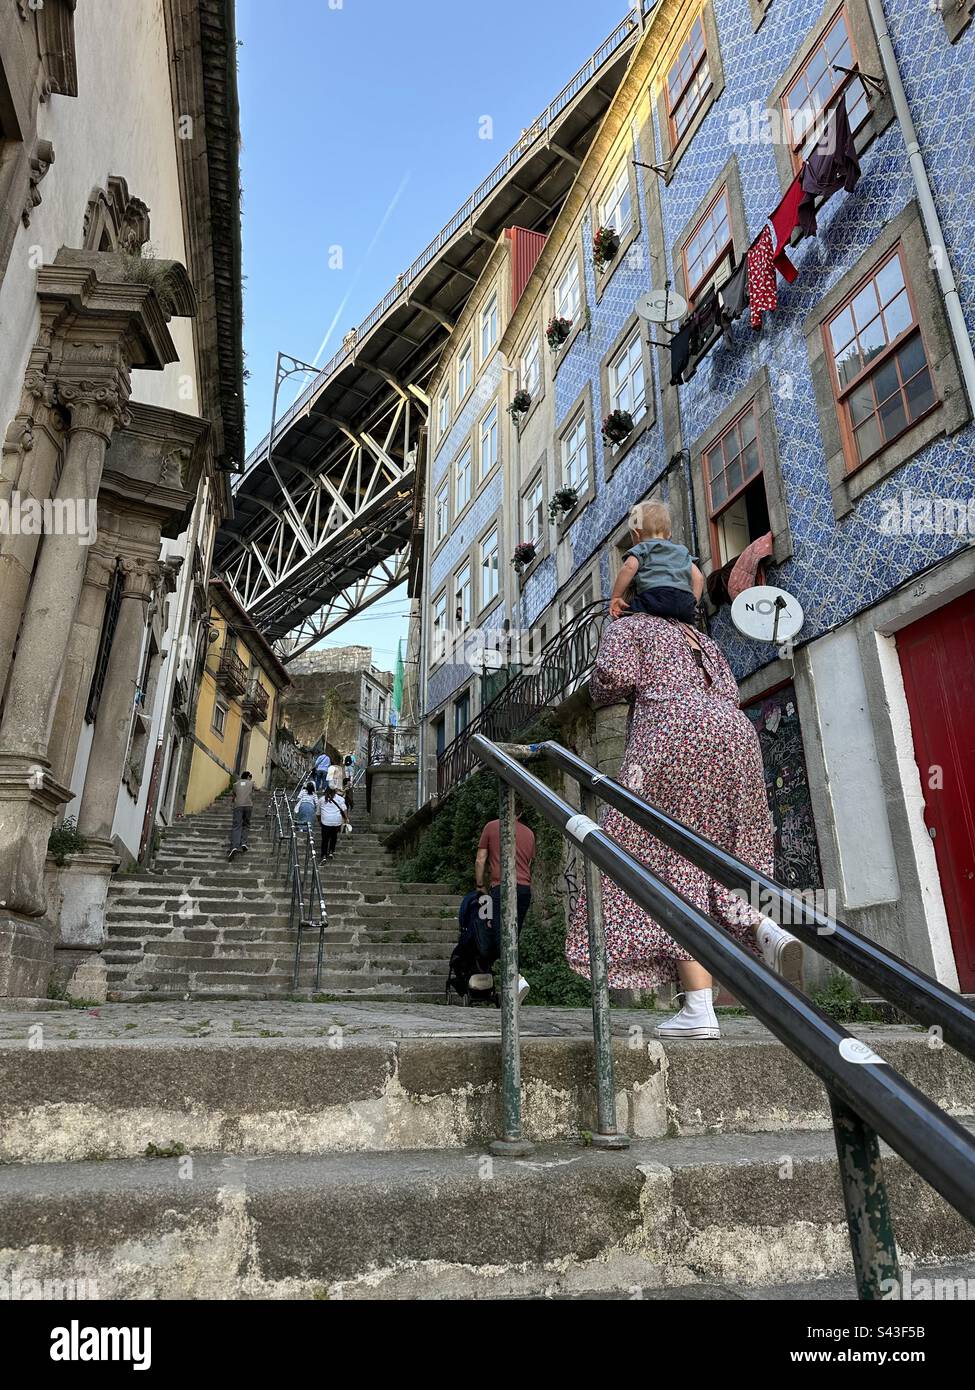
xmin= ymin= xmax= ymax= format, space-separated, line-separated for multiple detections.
xmin=757 ymin=917 xmax=803 ymax=988
xmin=518 ymin=974 xmax=530 ymax=1004
xmin=656 ymin=988 xmax=720 ymax=1040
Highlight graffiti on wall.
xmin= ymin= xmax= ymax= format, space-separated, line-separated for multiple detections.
xmin=743 ymin=683 xmax=823 ymax=891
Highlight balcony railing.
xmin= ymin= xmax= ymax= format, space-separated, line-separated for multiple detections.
xmin=241 ymin=681 xmax=270 ymax=725
xmin=437 ymin=601 xmax=607 ymax=796
xmin=368 ymin=722 xmax=419 ymax=767
xmin=216 ymin=647 xmax=248 ymax=698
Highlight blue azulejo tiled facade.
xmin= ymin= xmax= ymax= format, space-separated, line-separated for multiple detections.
xmin=420 ymin=0 xmax=975 ymax=988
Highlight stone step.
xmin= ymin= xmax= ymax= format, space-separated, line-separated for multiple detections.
xmin=0 ymin=1132 xmax=971 ymax=1298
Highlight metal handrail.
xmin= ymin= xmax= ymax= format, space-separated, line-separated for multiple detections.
xmin=544 ymin=741 xmax=975 ymax=1065
xmin=472 ymin=732 xmax=975 ymax=1300
xmin=267 ymin=787 xmax=329 ymax=991
xmin=239 ymin=10 xmax=645 ymax=482
xmin=437 ymin=600 xmax=607 ymax=796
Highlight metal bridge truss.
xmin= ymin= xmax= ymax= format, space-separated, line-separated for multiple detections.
xmin=220 ymin=384 xmax=424 ymax=660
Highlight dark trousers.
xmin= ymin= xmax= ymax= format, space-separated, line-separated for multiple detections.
xmin=628 ymin=585 xmax=697 ymax=621
xmin=320 ymin=824 xmax=339 ymax=859
xmin=475 ymin=885 xmax=531 ymax=971
xmin=230 ymin=806 xmax=251 ymax=850
xmin=314 ymin=769 xmax=328 ymax=792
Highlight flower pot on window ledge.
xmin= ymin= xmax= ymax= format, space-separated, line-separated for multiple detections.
xmin=548 ymin=485 xmax=579 ymax=525
xmin=507 ymin=389 xmax=532 ymax=421
xmin=593 ymin=225 xmax=620 ymax=272
xmin=512 ymin=540 xmax=537 ymax=575
xmin=602 ymin=409 xmax=634 ymax=448
xmin=546 ymin=316 xmax=572 ymax=351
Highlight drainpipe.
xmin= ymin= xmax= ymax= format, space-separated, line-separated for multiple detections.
xmin=866 ymin=0 xmax=975 ymax=414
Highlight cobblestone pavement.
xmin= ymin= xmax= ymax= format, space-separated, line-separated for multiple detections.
xmin=0 ymin=997 xmax=920 ymax=1045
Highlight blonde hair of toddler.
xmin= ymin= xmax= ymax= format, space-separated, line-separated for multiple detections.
xmin=629 ymin=500 xmax=672 ymax=538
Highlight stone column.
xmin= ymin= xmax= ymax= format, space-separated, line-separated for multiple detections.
xmin=77 ymin=555 xmax=158 ymax=843
xmin=0 ymin=388 xmax=125 ymax=913
xmin=46 ymin=545 xmax=117 ymax=791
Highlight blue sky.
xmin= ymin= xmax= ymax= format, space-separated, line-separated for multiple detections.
xmin=236 ymin=0 xmax=623 ymax=672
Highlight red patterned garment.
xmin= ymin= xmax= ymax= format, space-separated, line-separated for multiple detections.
xmin=565 ymin=616 xmax=774 ymax=990
xmin=748 ymin=226 xmax=777 ymax=329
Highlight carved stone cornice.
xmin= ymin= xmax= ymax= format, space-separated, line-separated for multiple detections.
xmin=22 ymin=140 xmax=55 ymax=228
xmin=82 ymin=177 xmax=151 ymax=255
xmin=100 ymin=400 xmax=210 ymax=537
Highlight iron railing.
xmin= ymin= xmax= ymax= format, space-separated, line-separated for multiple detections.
xmin=437 ymin=601 xmax=607 ymax=796
xmin=367 ymin=722 xmax=419 ymax=766
xmin=471 ymin=733 xmax=975 ymax=1301
xmin=215 ymin=646 xmax=248 ymax=697
xmin=239 ymin=10 xmax=646 ymax=483
xmin=266 ymin=787 xmax=328 ymax=992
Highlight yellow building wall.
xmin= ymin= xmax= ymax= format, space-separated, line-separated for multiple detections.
xmin=182 ymin=605 xmax=286 ymax=813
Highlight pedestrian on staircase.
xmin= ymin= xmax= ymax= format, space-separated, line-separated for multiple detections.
xmin=565 ymin=615 xmax=801 ymax=1040
xmin=294 ymin=782 xmax=318 ymax=825
xmin=473 ymin=802 xmax=535 ymax=1003
xmin=313 ymin=750 xmax=331 ymax=793
xmin=317 ymin=786 xmax=348 ymax=863
xmin=227 ymin=771 xmax=254 ymax=861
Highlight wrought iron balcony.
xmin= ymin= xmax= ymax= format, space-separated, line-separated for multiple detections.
xmin=215 ymin=646 xmax=248 ymax=697
xmin=240 ymin=680 xmax=270 ymax=725
xmin=437 ymin=600 xmax=606 ymax=797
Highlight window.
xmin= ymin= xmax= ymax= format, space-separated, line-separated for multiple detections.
xmin=561 ymin=412 xmax=589 ymax=492
xmin=703 ymin=403 xmax=771 ymax=565
xmin=823 ymin=247 xmax=935 ymax=471
xmin=478 ymin=403 xmax=498 ymax=480
xmin=480 ymin=294 xmax=498 ymax=359
xmin=666 ymin=13 xmax=712 ymax=144
xmin=565 ymin=577 xmax=595 ymax=625
xmin=438 ymin=385 xmax=450 ymax=436
xmin=454 ymin=690 xmax=470 ymax=738
xmin=782 ymin=7 xmax=869 ymax=165
xmin=599 ymin=161 xmax=632 ymax=237
xmin=609 ymin=331 xmax=647 ymax=424
xmin=432 ymin=591 xmax=448 ymax=662
xmin=434 ymin=481 xmax=449 ymax=545
xmin=480 ymin=526 xmax=500 ymax=606
xmin=212 ymin=697 xmax=228 ymax=738
xmin=457 ymin=340 xmax=473 ymax=399
xmin=523 ymin=477 xmax=544 ymax=548
xmin=455 ymin=563 xmax=472 ymax=630
xmin=522 ymin=336 xmax=541 ymax=397
xmin=555 ymin=257 xmax=581 ymax=322
xmin=454 ymin=443 xmax=473 ymax=512
xmin=434 ymin=715 xmax=446 ymax=759
xmin=682 ymin=187 xmax=733 ymax=301
xmin=85 ymin=563 xmax=123 ymax=722
xmin=377 ymin=694 xmax=387 ymax=723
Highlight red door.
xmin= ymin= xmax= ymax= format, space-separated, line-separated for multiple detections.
xmin=897 ymin=590 xmax=975 ymax=991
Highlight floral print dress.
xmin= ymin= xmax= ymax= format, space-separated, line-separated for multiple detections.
xmin=565 ymin=615 xmax=774 ymax=990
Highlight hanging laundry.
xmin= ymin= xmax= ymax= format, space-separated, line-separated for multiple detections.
xmin=727 ymin=530 xmax=774 ymax=600
xmin=669 ymin=321 xmax=695 ymax=386
xmin=718 ymin=257 xmax=748 ymax=331
xmin=748 ymin=226 xmax=777 ymax=329
xmin=769 ymin=178 xmax=804 ymax=283
xmin=798 ymin=96 xmax=861 ymax=235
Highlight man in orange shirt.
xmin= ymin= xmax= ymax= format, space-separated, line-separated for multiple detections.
xmin=474 ymin=800 xmax=535 ymax=1002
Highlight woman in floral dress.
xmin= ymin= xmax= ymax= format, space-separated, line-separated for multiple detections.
xmin=565 ymin=614 xmax=800 ymax=1038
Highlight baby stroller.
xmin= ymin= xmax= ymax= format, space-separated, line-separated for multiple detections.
xmin=446 ymin=889 xmax=499 ymax=1007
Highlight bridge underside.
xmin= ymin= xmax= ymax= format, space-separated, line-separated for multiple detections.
xmin=214 ymin=13 xmax=644 ymax=660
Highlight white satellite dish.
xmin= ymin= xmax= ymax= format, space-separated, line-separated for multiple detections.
xmin=731 ymin=585 xmax=804 ymax=645
xmin=636 ymin=287 xmax=688 ymax=325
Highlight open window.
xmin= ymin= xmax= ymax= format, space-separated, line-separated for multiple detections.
xmin=703 ymin=403 xmax=771 ymax=566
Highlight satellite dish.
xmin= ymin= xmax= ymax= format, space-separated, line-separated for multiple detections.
xmin=636 ymin=287 xmax=688 ymax=325
xmin=731 ymin=585 xmax=804 ymax=645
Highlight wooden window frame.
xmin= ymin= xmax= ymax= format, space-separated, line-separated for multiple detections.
xmin=555 ymin=255 xmax=581 ymax=324
xmin=437 ymin=384 xmax=451 ymax=438
xmin=433 ymin=479 xmax=449 ymax=547
xmin=478 ymin=400 xmax=499 ymax=483
xmin=702 ymin=402 xmax=767 ymax=565
xmin=454 ymin=561 xmax=473 ymax=632
xmin=212 ymin=696 xmax=228 ymax=739
xmin=478 ymin=522 xmax=501 ymax=611
xmin=432 ymin=589 xmax=448 ymax=665
xmin=780 ymin=5 xmax=870 ymax=172
xmin=453 ymin=440 xmax=473 ymax=516
xmin=665 ymin=11 xmax=712 ymax=148
xmin=480 ymin=292 xmax=498 ymax=361
xmin=821 ymin=244 xmax=938 ymax=475
xmin=681 ymin=185 xmax=734 ymax=303
xmin=456 ymin=339 xmax=473 ymax=402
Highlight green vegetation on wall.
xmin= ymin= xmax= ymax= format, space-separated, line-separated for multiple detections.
xmin=397 ymin=751 xmax=590 ymax=1006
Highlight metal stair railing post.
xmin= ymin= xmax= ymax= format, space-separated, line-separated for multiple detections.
xmin=297 ymin=822 xmax=328 ymax=992
xmin=490 ymin=783 xmax=534 ymax=1157
xmin=541 ymin=742 xmax=975 ymax=1064
xmin=473 ymin=732 xmax=975 ymax=1299
xmin=580 ymin=782 xmax=628 ymax=1149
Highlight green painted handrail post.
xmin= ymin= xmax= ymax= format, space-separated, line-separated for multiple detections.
xmin=828 ymin=1092 xmax=901 ymax=1299
xmin=490 ymin=781 xmax=534 ymax=1157
xmin=581 ymin=786 xmax=629 ymax=1149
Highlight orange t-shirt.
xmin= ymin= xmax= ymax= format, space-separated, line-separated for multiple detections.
xmin=478 ymin=818 xmax=536 ymax=888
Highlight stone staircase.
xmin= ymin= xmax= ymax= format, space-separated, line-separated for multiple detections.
xmin=103 ymin=793 xmax=457 ymax=1002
